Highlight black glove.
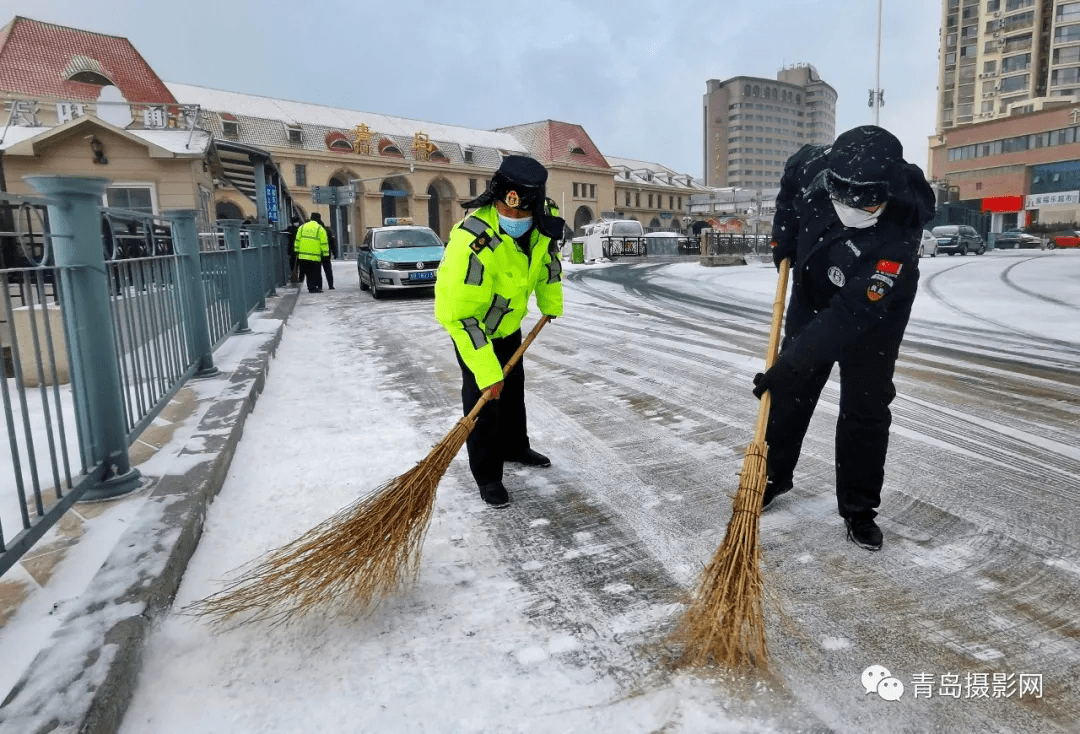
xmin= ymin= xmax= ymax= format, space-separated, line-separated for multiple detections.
xmin=752 ymin=361 xmax=798 ymax=399
xmin=771 ymin=242 xmax=787 ymax=271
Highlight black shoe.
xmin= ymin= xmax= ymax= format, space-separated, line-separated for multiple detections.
xmin=328 ymin=286 xmax=335 ymax=290
xmin=845 ymin=515 xmax=883 ymax=551
xmin=479 ymin=481 xmax=510 ymax=507
xmin=506 ymin=448 xmax=551 ymax=467
xmin=762 ymin=478 xmax=792 ymax=510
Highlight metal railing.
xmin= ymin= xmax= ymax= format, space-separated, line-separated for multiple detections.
xmin=0 ymin=177 xmax=289 ymax=577
xmin=699 ymin=231 xmax=770 ymax=258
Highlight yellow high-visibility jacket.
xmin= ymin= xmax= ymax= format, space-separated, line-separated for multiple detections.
xmin=435 ymin=203 xmax=563 ymax=389
xmin=294 ymin=220 xmax=329 ymax=261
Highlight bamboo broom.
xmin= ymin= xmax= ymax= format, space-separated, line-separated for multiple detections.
xmin=188 ymin=316 xmax=551 ymax=626
xmin=670 ymin=259 xmax=790 ymax=671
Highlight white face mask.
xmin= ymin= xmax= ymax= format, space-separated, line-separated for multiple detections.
xmin=832 ymin=199 xmax=887 ymax=229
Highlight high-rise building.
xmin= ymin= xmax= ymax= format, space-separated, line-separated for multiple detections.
xmin=702 ymin=64 xmax=837 ymax=189
xmin=936 ymin=0 xmax=1080 ymax=132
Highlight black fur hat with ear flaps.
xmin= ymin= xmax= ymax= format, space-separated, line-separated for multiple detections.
xmin=463 ymin=155 xmax=565 ymax=239
xmin=824 ymin=125 xmax=903 ymax=209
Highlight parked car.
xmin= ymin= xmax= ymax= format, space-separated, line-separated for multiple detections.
xmin=995 ymin=229 xmax=1043 ymax=249
xmin=931 ymin=225 xmax=986 ymax=256
xmin=1048 ymin=230 xmax=1080 ymax=249
xmin=356 ymin=221 xmax=445 ymax=299
xmin=918 ymin=229 xmax=938 ymax=257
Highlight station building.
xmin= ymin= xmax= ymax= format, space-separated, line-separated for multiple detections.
xmin=0 ymin=14 xmax=733 ymax=251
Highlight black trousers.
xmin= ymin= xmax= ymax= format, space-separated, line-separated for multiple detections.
xmin=300 ymin=259 xmax=323 ymax=292
xmin=455 ymin=330 xmax=531 ymax=487
xmin=766 ymin=300 xmax=910 ymax=520
xmin=321 ymin=256 xmax=334 ymax=289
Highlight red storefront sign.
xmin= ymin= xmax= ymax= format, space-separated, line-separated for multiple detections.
xmin=981 ymin=195 xmax=1024 ymax=213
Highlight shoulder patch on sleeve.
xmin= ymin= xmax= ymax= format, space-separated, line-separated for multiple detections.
xmin=461 ymin=216 xmax=489 ymax=237
xmin=876 ymin=259 xmax=902 ymax=275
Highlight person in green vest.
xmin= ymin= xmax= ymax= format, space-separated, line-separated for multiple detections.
xmin=435 ymin=155 xmax=566 ymax=507
xmin=294 ymin=212 xmax=329 ymax=293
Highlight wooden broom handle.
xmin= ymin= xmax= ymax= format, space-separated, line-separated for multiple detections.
xmin=752 ymin=259 xmax=791 ymax=442
xmin=465 ymin=315 xmax=552 ymax=421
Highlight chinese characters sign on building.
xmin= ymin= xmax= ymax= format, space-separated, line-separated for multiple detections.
xmin=1026 ymin=190 xmax=1080 ymax=208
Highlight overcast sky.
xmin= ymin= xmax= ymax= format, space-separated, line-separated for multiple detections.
xmin=6 ymin=0 xmax=943 ymax=177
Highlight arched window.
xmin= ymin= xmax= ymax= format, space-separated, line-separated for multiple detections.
xmin=378 ymin=138 xmax=403 ymax=157
xmin=744 ymin=84 xmax=751 ymax=96
xmin=216 ymin=201 xmax=244 ymax=220
xmin=63 ymin=55 xmax=115 ymax=86
xmin=430 ymin=150 xmax=449 ymax=163
xmin=753 ymin=85 xmax=760 ymax=97
xmin=325 ymin=131 xmax=354 ymax=152
xmin=568 ymin=139 xmax=586 ymax=155
xmin=796 ymin=94 xmax=801 ymax=104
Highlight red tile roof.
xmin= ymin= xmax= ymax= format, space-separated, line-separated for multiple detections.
xmin=0 ymin=16 xmax=175 ymax=103
xmin=496 ymin=120 xmax=610 ymax=169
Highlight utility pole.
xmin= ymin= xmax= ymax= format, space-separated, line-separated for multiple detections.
xmin=870 ymin=0 xmax=885 ymax=125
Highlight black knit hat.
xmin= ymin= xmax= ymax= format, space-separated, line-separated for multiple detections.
xmin=462 ymin=155 xmax=548 ymax=210
xmin=824 ymin=125 xmax=903 ymax=209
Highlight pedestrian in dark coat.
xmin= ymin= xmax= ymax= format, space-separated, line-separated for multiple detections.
xmin=286 ymin=216 xmax=302 ymax=283
xmin=754 ymin=125 xmax=936 ymax=551
xmin=322 ymin=226 xmax=337 ymax=290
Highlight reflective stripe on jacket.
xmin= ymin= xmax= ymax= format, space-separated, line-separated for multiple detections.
xmin=294 ymin=220 xmax=329 ymax=261
xmin=434 ymin=203 xmax=563 ymax=389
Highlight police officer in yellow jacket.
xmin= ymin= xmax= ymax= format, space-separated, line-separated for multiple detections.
xmin=294 ymin=212 xmax=330 ymax=293
xmin=435 ymin=155 xmax=565 ymax=507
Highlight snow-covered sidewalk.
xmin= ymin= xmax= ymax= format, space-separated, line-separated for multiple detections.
xmin=117 ymin=271 xmax=771 ymax=734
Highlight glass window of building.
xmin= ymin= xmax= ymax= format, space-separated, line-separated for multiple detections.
xmin=1057 ymin=2 xmax=1080 ymax=21
xmin=1055 ymin=25 xmax=1080 ymax=44
xmin=1055 ymin=46 xmax=1080 ymax=64
xmin=1003 ymin=10 xmax=1033 ymax=32
xmin=1000 ymin=73 xmax=1029 ymax=92
xmin=1052 ymin=67 xmax=1080 ymax=85
xmin=1001 ymin=53 xmax=1031 ymax=73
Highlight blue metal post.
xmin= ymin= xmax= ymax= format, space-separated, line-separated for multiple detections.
xmin=262 ymin=224 xmax=278 ymax=298
xmin=252 ymin=225 xmax=267 ymax=312
xmin=220 ymin=219 xmax=251 ymax=334
xmin=254 ymin=160 xmax=269 ymax=225
xmin=26 ymin=176 xmax=141 ymax=500
xmin=168 ymin=209 xmax=219 ymax=377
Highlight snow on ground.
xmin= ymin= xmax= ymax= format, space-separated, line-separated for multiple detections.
xmin=118 ymin=272 xmax=770 ymax=734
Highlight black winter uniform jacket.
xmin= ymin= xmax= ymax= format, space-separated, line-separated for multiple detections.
xmin=770 ymin=143 xmax=936 ymax=375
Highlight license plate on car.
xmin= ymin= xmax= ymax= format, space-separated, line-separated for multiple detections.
xmin=411 ymin=271 xmax=435 ymax=281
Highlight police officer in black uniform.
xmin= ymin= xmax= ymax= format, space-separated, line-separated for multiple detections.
xmin=753 ymin=125 xmax=935 ymax=551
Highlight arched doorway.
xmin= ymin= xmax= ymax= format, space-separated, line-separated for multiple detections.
xmin=573 ymin=205 xmax=594 ymax=235
xmin=328 ymin=175 xmax=349 ymax=258
xmin=216 ymin=200 xmax=244 ymax=221
xmin=426 ymin=178 xmax=457 ymax=242
xmin=381 ymin=177 xmax=411 ymax=224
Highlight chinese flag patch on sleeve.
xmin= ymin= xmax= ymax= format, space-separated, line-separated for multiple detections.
xmin=876 ymin=259 xmax=902 ymax=275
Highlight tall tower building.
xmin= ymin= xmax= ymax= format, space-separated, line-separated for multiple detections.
xmin=702 ymin=64 xmax=836 ymax=189
xmin=936 ymin=0 xmax=1080 ymax=132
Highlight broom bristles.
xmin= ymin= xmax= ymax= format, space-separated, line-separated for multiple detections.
xmin=670 ymin=439 xmax=769 ymax=671
xmin=185 ymin=417 xmax=475 ymax=627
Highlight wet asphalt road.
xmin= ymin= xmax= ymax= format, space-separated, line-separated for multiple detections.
xmin=324 ymin=253 xmax=1080 ymax=734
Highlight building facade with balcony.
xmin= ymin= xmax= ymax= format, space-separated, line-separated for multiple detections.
xmin=929 ymin=103 xmax=1080 ymax=228
xmin=936 ymin=0 xmax=1080 ymax=131
xmin=603 ymin=155 xmax=710 ymax=233
xmin=702 ymin=64 xmax=836 ymax=190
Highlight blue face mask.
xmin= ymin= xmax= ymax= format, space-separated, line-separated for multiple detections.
xmin=498 ymin=214 xmax=533 ymax=238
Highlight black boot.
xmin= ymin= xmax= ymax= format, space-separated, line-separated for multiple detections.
xmin=479 ymin=481 xmax=510 ymax=508
xmin=762 ymin=478 xmax=792 ymax=510
xmin=845 ymin=515 xmax=883 ymax=551
xmin=506 ymin=448 xmax=551 ymax=467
